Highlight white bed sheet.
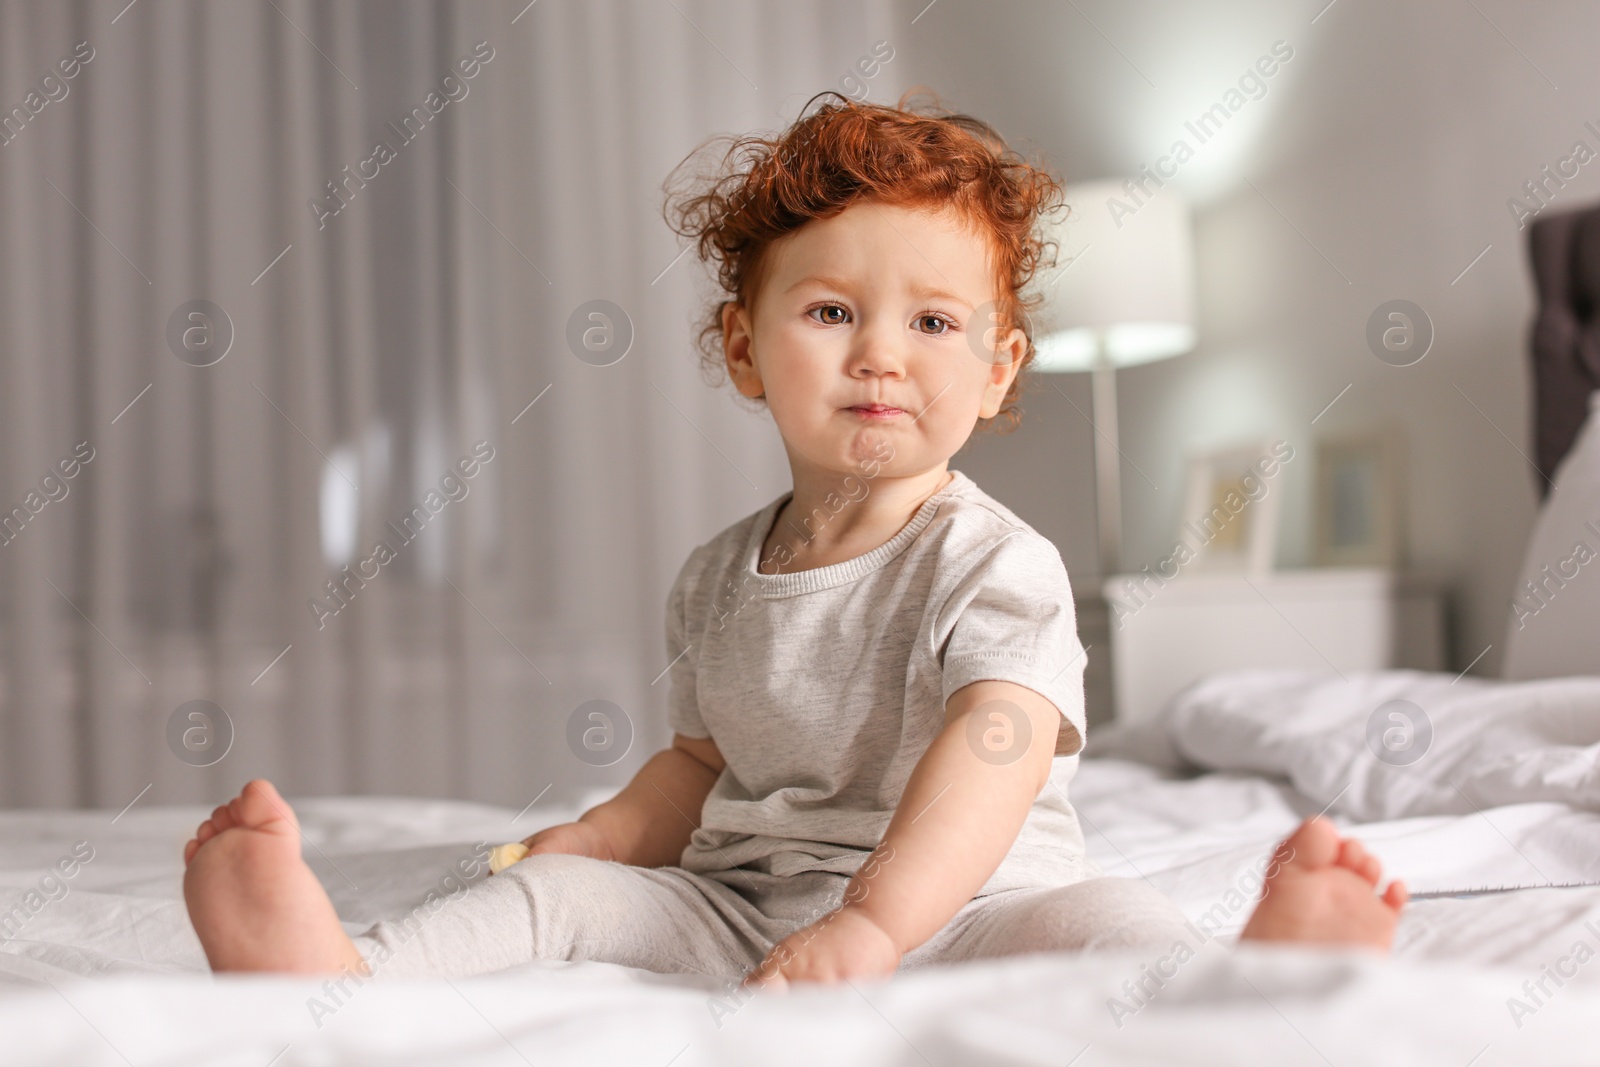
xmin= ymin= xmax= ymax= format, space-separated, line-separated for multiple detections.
xmin=4 ymin=757 xmax=1600 ymax=1065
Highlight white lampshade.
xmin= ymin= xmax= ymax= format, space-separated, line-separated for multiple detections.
xmin=1031 ymin=180 xmax=1197 ymax=372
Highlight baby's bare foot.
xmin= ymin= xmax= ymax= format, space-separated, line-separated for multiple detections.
xmin=182 ymin=779 xmax=369 ymax=975
xmin=1238 ymin=816 xmax=1407 ymax=950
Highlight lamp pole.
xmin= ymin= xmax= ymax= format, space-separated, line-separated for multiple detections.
xmin=1090 ymin=341 xmax=1121 ymax=579
xmin=1044 ymin=181 xmax=1194 ymax=583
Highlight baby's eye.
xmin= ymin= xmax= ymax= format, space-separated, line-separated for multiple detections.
xmin=808 ymin=304 xmax=849 ymax=326
xmin=916 ymin=312 xmax=953 ymax=335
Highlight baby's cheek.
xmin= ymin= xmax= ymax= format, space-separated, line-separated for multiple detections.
xmin=760 ymin=389 xmax=815 ymax=443
xmin=921 ymin=404 xmax=982 ymax=455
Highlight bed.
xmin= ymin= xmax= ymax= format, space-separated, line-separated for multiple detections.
xmin=6 ymin=212 xmax=1600 ymax=1067
xmin=5 ymin=663 xmax=1600 ymax=1066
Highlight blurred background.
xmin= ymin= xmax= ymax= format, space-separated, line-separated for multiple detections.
xmin=0 ymin=0 xmax=1580 ymax=808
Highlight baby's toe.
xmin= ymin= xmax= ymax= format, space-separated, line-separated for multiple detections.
xmin=194 ymin=813 xmax=227 ymax=845
xmin=1336 ymin=839 xmax=1382 ymax=886
xmin=1278 ymin=815 xmax=1341 ymax=871
xmin=1382 ymin=881 xmax=1409 ymax=912
xmin=235 ymin=779 xmax=299 ymax=832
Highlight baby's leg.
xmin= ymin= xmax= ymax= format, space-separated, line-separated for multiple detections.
xmin=901 ymin=817 xmax=1405 ymax=970
xmin=901 ymin=876 xmax=1195 ymax=969
xmin=183 ymin=779 xmax=755 ymax=979
xmin=354 ymin=851 xmax=759 ymax=980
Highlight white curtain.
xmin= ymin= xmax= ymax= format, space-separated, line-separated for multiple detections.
xmin=0 ymin=0 xmax=900 ymax=808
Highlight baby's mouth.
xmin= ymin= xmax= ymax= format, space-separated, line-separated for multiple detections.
xmin=846 ymin=403 xmax=907 ymax=420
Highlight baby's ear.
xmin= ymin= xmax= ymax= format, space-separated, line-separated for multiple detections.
xmin=977 ymin=326 xmax=1025 ymax=417
xmin=722 ymin=302 xmax=766 ymax=398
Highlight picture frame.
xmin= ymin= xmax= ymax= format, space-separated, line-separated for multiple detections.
xmin=1312 ymin=432 xmax=1402 ymax=568
xmin=1177 ymin=440 xmax=1285 ymax=577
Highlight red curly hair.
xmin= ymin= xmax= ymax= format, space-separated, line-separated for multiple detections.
xmin=661 ymin=89 xmax=1067 ymax=432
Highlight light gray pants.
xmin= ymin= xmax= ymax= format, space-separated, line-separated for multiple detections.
xmin=350 ymin=853 xmax=1193 ymax=981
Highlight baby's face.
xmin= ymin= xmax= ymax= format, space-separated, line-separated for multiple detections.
xmin=722 ymin=201 xmax=1024 ymax=481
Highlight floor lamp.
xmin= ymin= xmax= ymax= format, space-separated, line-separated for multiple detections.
xmin=1030 ymin=181 xmax=1198 ymax=577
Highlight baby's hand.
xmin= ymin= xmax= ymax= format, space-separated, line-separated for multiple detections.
xmin=517 ymin=821 xmax=616 ymax=862
xmin=743 ymin=907 xmax=901 ymax=990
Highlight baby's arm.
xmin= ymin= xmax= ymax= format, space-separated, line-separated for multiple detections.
xmin=515 ymin=734 xmax=725 ymax=868
xmin=747 ymin=679 xmax=1060 ymax=986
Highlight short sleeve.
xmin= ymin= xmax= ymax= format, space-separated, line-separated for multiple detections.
xmin=938 ymin=532 xmax=1087 ymax=756
xmin=664 ymin=549 xmax=710 ymax=739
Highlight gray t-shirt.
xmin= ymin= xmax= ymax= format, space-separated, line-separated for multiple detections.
xmin=665 ymin=469 xmax=1095 ymax=896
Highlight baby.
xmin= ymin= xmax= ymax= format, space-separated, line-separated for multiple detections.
xmin=182 ymin=92 xmax=1407 ymax=987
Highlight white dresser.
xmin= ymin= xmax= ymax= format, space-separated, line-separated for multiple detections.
xmin=1102 ymin=568 xmax=1447 ymax=725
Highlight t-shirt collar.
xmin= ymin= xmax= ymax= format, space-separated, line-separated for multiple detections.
xmin=740 ymin=469 xmax=970 ymax=597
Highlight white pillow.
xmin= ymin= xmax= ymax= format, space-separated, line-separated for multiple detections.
xmin=1504 ymin=389 xmax=1600 ymax=679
